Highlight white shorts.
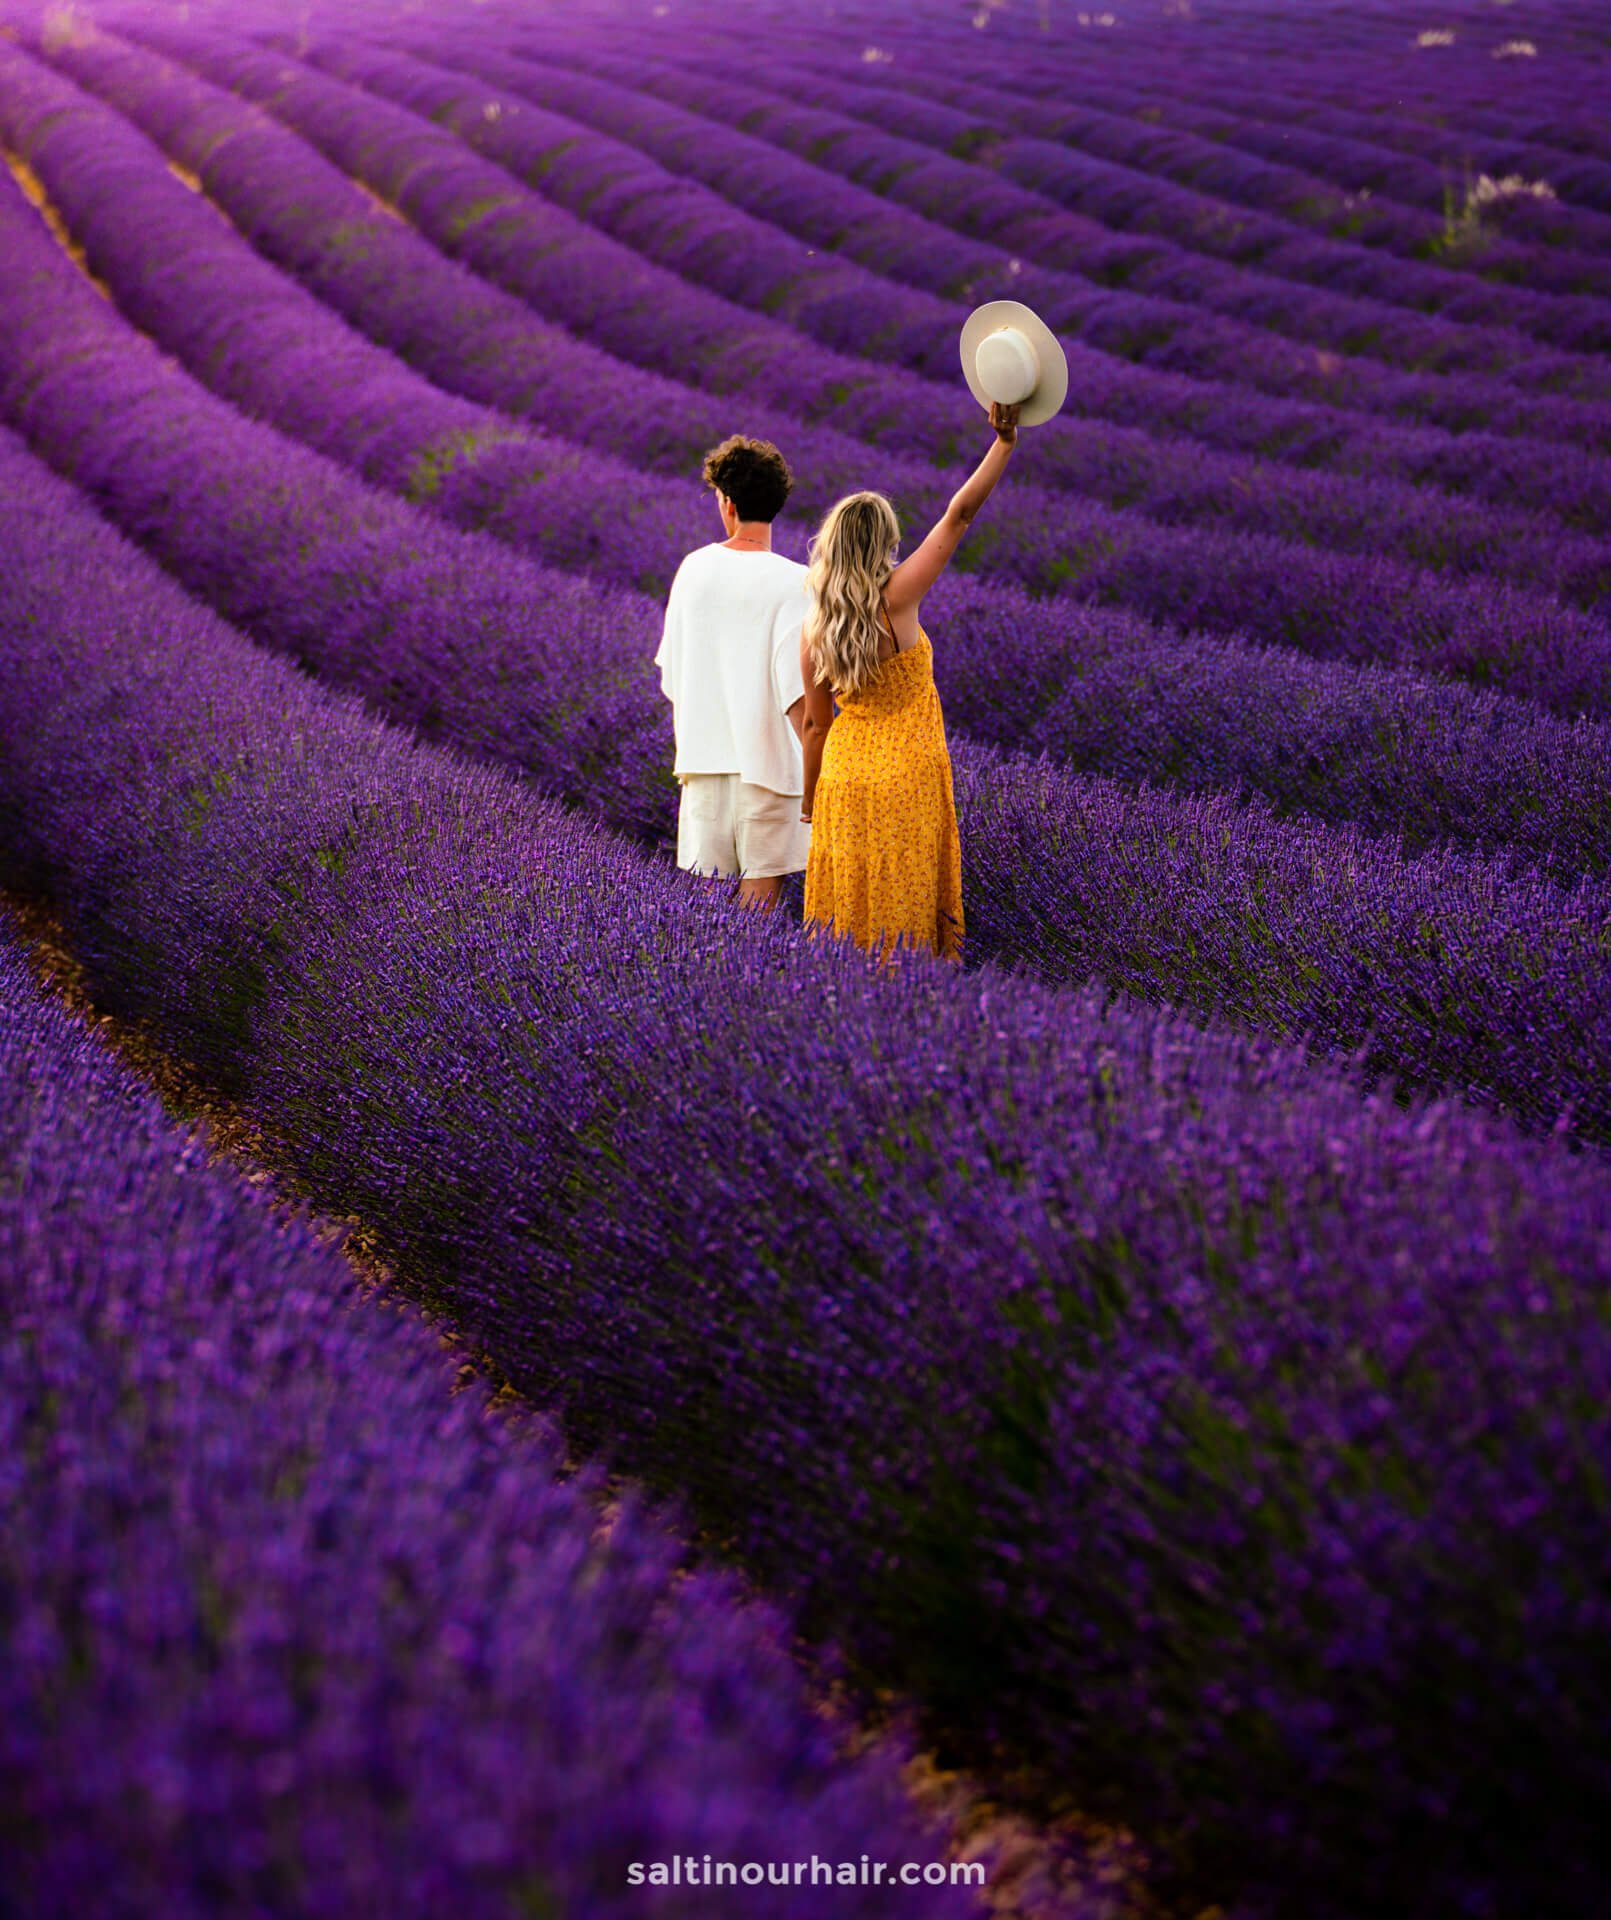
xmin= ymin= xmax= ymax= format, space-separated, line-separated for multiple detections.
xmin=677 ymin=773 xmax=811 ymax=879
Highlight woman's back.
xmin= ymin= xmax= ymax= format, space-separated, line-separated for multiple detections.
xmin=799 ymin=404 xmax=1019 ymax=963
xmin=807 ymin=623 xmax=963 ymax=961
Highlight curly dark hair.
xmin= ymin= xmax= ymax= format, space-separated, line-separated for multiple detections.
xmin=701 ymin=435 xmax=793 ymax=524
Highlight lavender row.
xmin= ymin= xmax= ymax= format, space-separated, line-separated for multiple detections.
xmin=934 ymin=578 xmax=1611 ymax=882
xmin=17 ymin=38 xmax=1611 ymax=651
xmin=3 ymin=179 xmax=1607 ymax=1151
xmin=98 ymin=13 xmax=1611 ymax=530
xmin=6 ymin=421 xmax=1611 ymax=1918
xmin=447 ymin=20 xmax=1611 ymax=415
xmin=0 ymin=922 xmax=963 ymax=1920
xmin=953 ymin=739 xmax=1611 ymax=1143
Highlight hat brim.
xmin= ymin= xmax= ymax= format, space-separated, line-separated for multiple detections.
xmin=960 ymin=299 xmax=1069 ymax=427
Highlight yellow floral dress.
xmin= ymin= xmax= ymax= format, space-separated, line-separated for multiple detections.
xmin=804 ymin=625 xmax=964 ymax=962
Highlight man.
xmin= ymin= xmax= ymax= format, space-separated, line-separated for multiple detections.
xmin=656 ymin=436 xmax=810 ymax=911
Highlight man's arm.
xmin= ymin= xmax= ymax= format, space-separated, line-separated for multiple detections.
xmin=772 ymin=590 xmax=809 ymax=751
xmin=654 ymin=563 xmax=685 ymax=698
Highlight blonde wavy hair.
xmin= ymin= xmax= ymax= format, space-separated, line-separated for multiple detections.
xmin=804 ymin=491 xmax=902 ymax=698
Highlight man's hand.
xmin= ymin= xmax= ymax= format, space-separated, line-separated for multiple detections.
xmin=990 ymin=400 xmax=1021 ymax=444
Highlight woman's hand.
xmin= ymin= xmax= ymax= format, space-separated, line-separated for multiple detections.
xmin=990 ymin=400 xmax=1021 ymax=445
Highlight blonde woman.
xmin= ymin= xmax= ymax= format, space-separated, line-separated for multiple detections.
xmin=800 ymin=402 xmax=1019 ymax=962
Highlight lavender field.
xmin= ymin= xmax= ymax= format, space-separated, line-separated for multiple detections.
xmin=2 ymin=0 xmax=1609 ymax=1914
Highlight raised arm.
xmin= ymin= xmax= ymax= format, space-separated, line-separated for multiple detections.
xmin=887 ymin=401 xmax=1019 ymax=613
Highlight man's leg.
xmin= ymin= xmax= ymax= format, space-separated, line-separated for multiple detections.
xmin=733 ymin=782 xmax=810 ymax=912
xmin=678 ymin=775 xmax=743 ymax=887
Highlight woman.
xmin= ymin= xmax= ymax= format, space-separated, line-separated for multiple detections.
xmin=799 ymin=401 xmax=1019 ymax=963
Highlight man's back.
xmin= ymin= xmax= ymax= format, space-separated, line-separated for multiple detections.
xmin=657 ymin=542 xmax=809 ymax=796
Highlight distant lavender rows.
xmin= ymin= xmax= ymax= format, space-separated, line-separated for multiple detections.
xmin=2 ymin=185 xmax=1607 ymax=1147
xmin=12 ymin=30 xmax=1611 ymax=665
xmin=517 ymin=25 xmax=1611 ymax=333
xmin=125 ymin=9 xmax=1611 ymax=462
xmin=983 ymin=19 xmax=1611 ymax=189
xmin=712 ymin=2 xmax=1611 ymax=237
xmin=6 ymin=422 xmax=1611 ymax=1919
xmin=46 ymin=31 xmax=1611 ymax=597
xmin=89 ymin=13 xmax=1611 ymax=531
xmin=779 ymin=56 xmax=1611 ymax=299
xmin=374 ymin=21 xmax=1611 ymax=412
xmin=0 ymin=922 xmax=964 ymax=1920
xmin=280 ymin=20 xmax=1611 ymax=445
xmin=846 ymin=0 xmax=1611 ymax=132
xmin=38 ymin=22 xmax=1611 ymax=602
xmin=918 ymin=58 xmax=1611 ymax=259
xmin=413 ymin=15 xmax=1611 ymax=406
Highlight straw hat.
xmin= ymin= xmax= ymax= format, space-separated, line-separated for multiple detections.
xmin=960 ymin=300 xmax=1068 ymax=426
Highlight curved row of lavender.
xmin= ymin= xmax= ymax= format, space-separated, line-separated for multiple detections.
xmin=105 ymin=7 xmax=1611 ymax=529
xmin=1 ymin=166 xmax=1607 ymax=1147
xmin=0 ymin=922 xmax=967 ymax=1920
xmin=5 ymin=421 xmax=1611 ymax=1919
xmin=28 ymin=19 xmax=1611 ymax=604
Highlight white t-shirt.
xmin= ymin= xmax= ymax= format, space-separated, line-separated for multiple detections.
xmin=655 ymin=544 xmax=809 ymax=797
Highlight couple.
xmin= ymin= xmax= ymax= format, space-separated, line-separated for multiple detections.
xmin=656 ymin=404 xmax=1020 ymax=964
